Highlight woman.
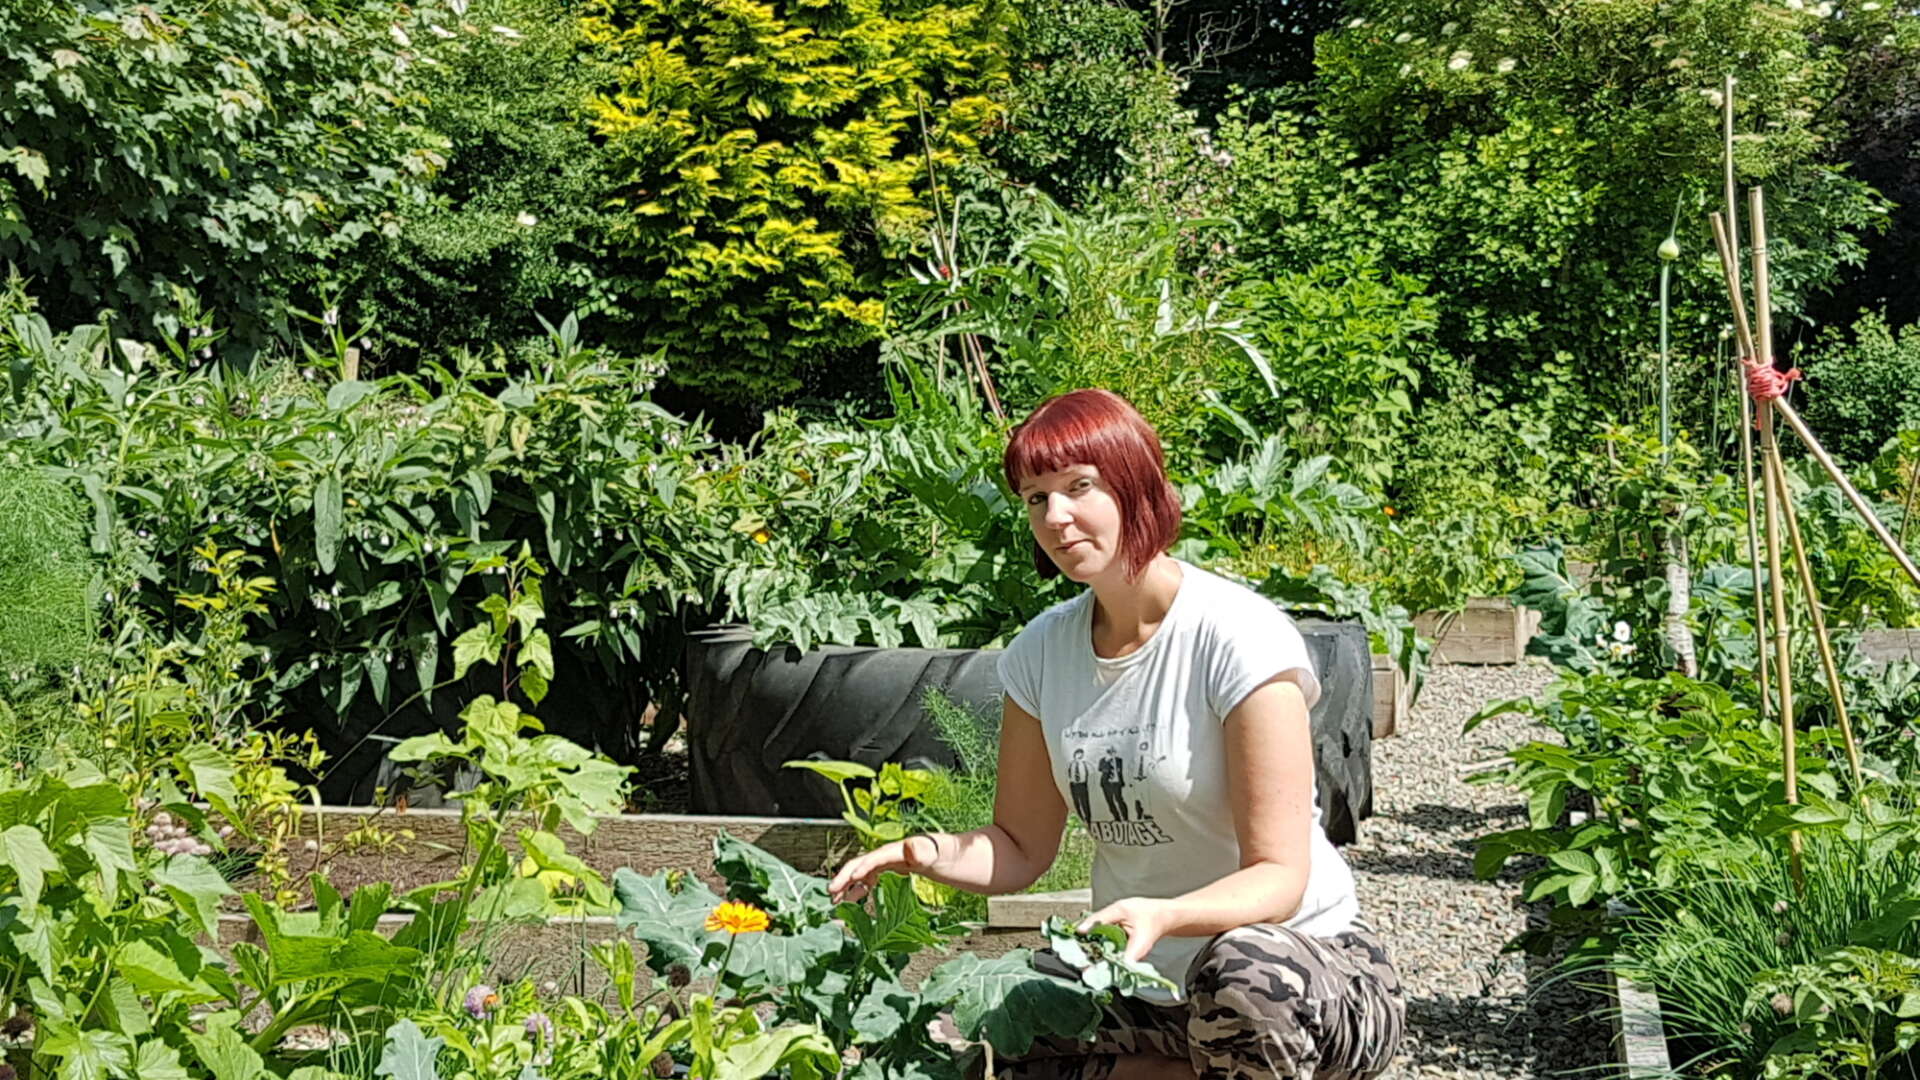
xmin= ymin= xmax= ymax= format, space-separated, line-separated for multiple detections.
xmin=828 ymin=389 xmax=1404 ymax=1080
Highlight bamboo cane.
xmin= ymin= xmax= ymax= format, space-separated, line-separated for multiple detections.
xmin=1767 ymin=396 xmax=1920 ymax=593
xmin=1771 ymin=447 xmax=1867 ymax=798
xmin=1709 ymin=210 xmax=1771 ymax=719
xmin=1750 ymin=187 xmax=1805 ymax=889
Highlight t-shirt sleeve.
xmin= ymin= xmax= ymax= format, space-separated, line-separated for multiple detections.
xmin=996 ymin=622 xmax=1045 ymax=719
xmin=1206 ymin=599 xmax=1323 ymax=719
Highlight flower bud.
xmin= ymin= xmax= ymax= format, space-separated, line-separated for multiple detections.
xmin=1658 ymin=236 xmax=1680 ymax=262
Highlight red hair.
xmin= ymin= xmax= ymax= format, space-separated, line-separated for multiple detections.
xmin=1002 ymin=389 xmax=1182 ymax=582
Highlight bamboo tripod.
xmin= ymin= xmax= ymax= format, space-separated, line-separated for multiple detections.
xmin=1706 ymin=77 xmax=1915 ymax=884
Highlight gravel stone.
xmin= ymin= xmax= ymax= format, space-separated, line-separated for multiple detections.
xmin=1352 ymin=659 xmax=1614 ymax=1079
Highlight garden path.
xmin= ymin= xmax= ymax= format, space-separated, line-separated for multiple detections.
xmin=1351 ymin=659 xmax=1614 ymax=1080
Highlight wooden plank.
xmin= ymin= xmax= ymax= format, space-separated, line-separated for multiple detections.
xmin=1413 ymin=597 xmax=1540 ymax=665
xmin=1609 ymin=960 xmax=1674 ymax=1078
xmin=988 ymin=888 xmax=1090 ymax=930
xmin=1371 ymin=652 xmax=1408 ymax=739
xmin=1858 ymin=628 xmax=1920 ymax=664
xmin=275 ymin=807 xmax=859 ymax=905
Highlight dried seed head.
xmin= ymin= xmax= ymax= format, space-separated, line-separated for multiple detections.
xmin=1770 ymin=992 xmax=1793 ymax=1016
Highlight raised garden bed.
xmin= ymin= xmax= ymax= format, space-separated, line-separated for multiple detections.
xmin=1413 ymin=597 xmax=1542 ymax=665
xmin=685 ymin=620 xmax=1378 ymax=843
xmin=1371 ymin=652 xmax=1409 ymax=739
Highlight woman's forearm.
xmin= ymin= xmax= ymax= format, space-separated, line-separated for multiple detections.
xmin=1158 ymin=861 xmax=1309 ymax=939
xmin=902 ymin=824 xmax=1052 ymax=896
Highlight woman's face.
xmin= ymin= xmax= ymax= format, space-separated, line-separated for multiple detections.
xmin=1018 ymin=464 xmax=1123 ymax=582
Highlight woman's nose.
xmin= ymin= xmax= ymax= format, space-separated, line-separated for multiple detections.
xmin=1043 ymin=493 xmax=1073 ymax=527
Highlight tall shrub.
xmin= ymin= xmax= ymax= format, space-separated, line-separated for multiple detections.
xmin=0 ymin=0 xmax=452 ymax=356
xmin=579 ymin=0 xmax=1012 ymax=405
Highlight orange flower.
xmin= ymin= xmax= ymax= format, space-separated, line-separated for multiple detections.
xmin=1382 ymin=506 xmax=1398 ymax=517
xmin=705 ymin=901 xmax=769 ymax=935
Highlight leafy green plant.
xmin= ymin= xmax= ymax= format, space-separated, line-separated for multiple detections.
xmin=1803 ymin=311 xmax=1920 ymax=467
xmin=1039 ymin=917 xmax=1177 ymax=997
xmin=0 ymin=0 xmax=455 ymax=356
xmin=0 ymin=462 xmax=93 ymax=680
xmin=1464 ymin=671 xmax=1830 ymax=951
xmin=579 ymin=0 xmax=1011 ymax=405
xmin=783 ymin=759 xmax=934 ymax=850
xmin=612 ymin=833 xmax=1180 ymax=1075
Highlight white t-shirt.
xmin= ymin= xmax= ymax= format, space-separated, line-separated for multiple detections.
xmin=995 ymin=559 xmax=1360 ymax=1000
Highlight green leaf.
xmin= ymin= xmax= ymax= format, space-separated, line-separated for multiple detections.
xmin=326 ymin=381 xmax=376 ymax=412
xmin=152 ymin=855 xmax=234 ymax=938
xmin=849 ymin=973 xmax=913 ymax=1043
xmin=922 ymin=949 xmax=1103 ymax=1056
xmin=612 ymin=868 xmax=723 ymax=974
xmin=134 ymin=1040 xmax=191 ymax=1080
xmin=174 ymin=744 xmax=239 ymax=820
xmin=120 ymin=939 xmax=219 ymax=1002
xmin=713 ymin=833 xmax=832 ymax=925
xmin=314 ymin=471 xmax=343 ymax=575
xmin=185 ymin=1018 xmax=265 ymax=1080
xmin=81 ymin=818 xmax=139 ymax=900
xmin=449 ymin=623 xmax=499 ymax=682
xmin=725 ymin=923 xmax=847 ymax=987
xmin=44 ymin=1027 xmax=134 ymax=1080
xmin=375 ymin=1020 xmax=444 ymax=1080
xmin=99 ymin=977 xmax=151 ymax=1037
xmin=1527 ymin=781 xmax=1566 ymax=830
xmin=0 ymin=824 xmax=59 ymax=914
xmin=711 ymin=1024 xmax=837 ymax=1080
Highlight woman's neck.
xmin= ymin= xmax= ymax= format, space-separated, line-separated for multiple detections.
xmin=1087 ymin=554 xmax=1183 ymax=657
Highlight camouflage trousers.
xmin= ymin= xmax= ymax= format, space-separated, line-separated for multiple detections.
xmin=996 ymin=923 xmax=1404 ymax=1080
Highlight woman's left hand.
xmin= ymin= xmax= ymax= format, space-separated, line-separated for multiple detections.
xmin=1079 ymin=897 xmax=1178 ymax=964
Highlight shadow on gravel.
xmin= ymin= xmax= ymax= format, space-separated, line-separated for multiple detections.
xmin=1386 ymin=802 xmax=1525 ymax=833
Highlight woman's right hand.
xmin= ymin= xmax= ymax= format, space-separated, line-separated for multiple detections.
xmin=827 ymin=834 xmax=941 ymax=903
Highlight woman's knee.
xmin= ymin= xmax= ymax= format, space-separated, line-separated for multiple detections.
xmin=1182 ymin=925 xmax=1402 ymax=1080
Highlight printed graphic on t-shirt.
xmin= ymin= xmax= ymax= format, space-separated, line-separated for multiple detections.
xmin=1063 ymin=726 xmax=1173 ymax=847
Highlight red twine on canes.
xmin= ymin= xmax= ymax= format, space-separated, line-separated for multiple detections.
xmin=1743 ymin=357 xmax=1802 ymax=404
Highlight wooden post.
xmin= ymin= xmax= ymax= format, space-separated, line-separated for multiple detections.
xmin=1749 ymin=187 xmax=1804 ymax=890
xmin=1772 ymin=450 xmax=1866 ymax=797
xmin=1709 ymin=210 xmax=1770 ymax=720
xmin=344 ymin=346 xmax=361 ymax=383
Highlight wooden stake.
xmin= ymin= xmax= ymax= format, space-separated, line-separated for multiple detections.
xmin=1709 ymin=210 xmax=1770 ymax=720
xmin=1766 ymin=395 xmax=1920 ymax=594
xmin=1772 ymin=448 xmax=1867 ymax=798
xmin=1750 ymin=187 xmax=1804 ymax=889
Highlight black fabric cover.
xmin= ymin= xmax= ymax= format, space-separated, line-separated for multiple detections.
xmin=684 ymin=617 xmax=1373 ymax=844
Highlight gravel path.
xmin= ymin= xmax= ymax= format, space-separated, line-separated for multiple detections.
xmin=1351 ymin=659 xmax=1615 ymax=1080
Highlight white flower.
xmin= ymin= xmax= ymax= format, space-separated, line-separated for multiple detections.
xmin=1862 ymin=2 xmax=1882 ymax=8
xmin=1813 ymin=1 xmax=1832 ymax=14
xmin=1348 ymin=16 xmax=1366 ymax=27
xmin=516 ymin=210 xmax=539 ymax=227
xmin=1398 ymin=62 xmax=1412 ymax=75
xmin=1784 ymin=0 xmax=1803 ymax=9
xmin=323 ymin=306 xmax=340 ymax=327
xmin=430 ymin=23 xmax=455 ymax=38
xmin=1448 ymin=50 xmax=1473 ymax=70
xmin=1613 ymin=621 xmax=1632 ymax=643
xmin=389 ymin=24 xmax=411 ymax=47
xmin=1394 ymin=31 xmax=1412 ymax=43
xmin=1496 ymin=57 xmax=1516 ymax=73
xmin=1441 ymin=21 xmax=1459 ymax=34
xmin=491 ymin=24 xmax=522 ymax=38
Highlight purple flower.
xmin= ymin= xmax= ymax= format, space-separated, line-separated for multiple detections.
xmin=524 ymin=1012 xmax=553 ymax=1042
xmin=464 ymin=984 xmax=500 ymax=1019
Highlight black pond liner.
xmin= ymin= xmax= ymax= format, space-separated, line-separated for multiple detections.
xmin=683 ymin=618 xmax=1375 ymax=846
